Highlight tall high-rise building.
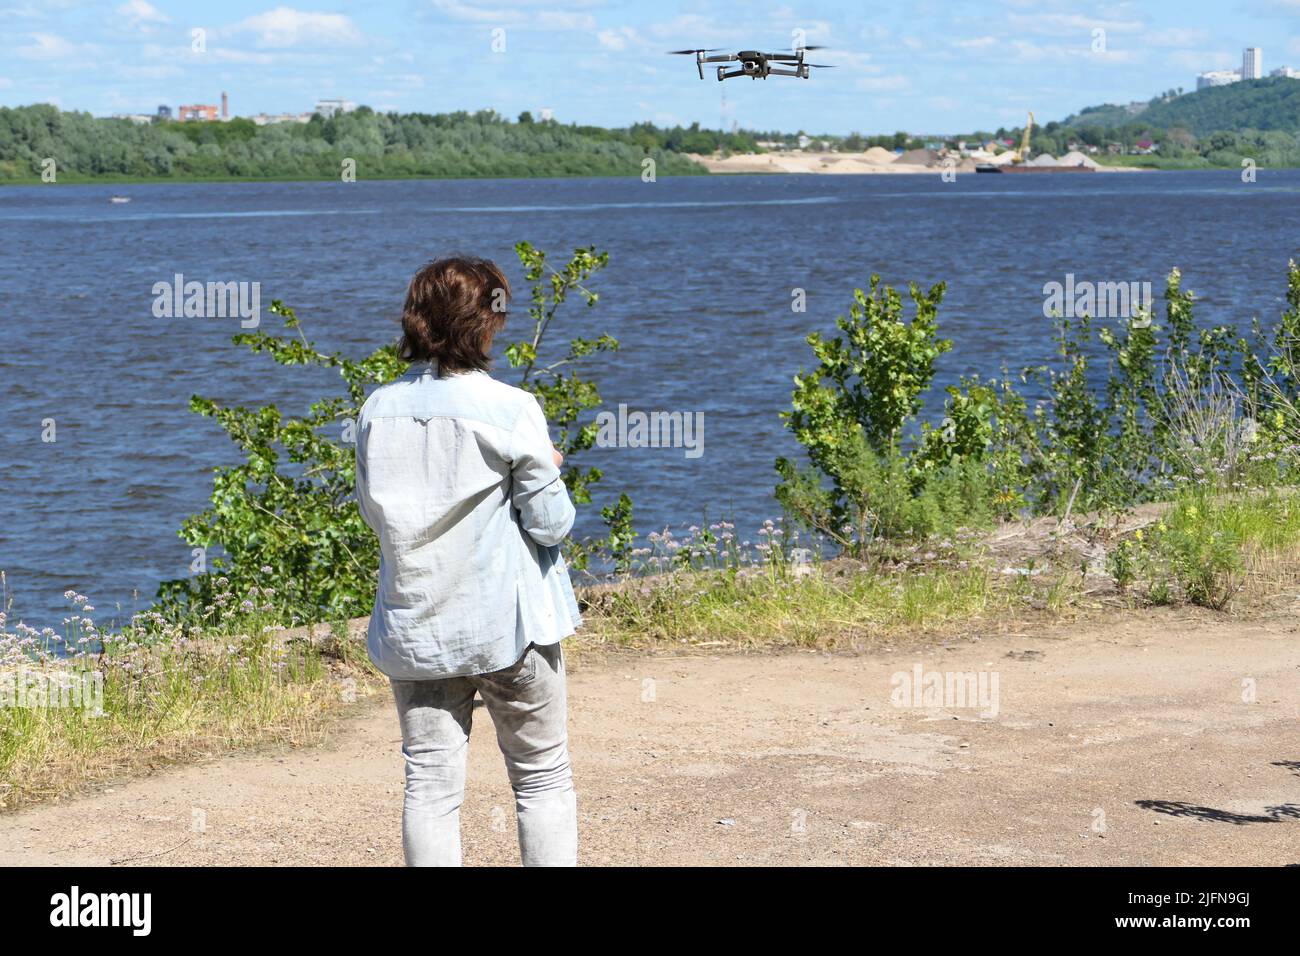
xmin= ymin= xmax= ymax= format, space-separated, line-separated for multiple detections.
xmin=1243 ymin=47 xmax=1262 ymax=80
xmin=221 ymin=91 xmax=228 ymax=119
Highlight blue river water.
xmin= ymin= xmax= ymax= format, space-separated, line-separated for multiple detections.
xmin=1 ymin=170 xmax=1297 ymax=627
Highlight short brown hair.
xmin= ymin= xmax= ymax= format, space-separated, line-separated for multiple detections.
xmin=399 ymin=256 xmax=510 ymax=374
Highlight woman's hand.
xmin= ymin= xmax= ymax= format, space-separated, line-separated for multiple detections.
xmin=551 ymin=445 xmax=564 ymax=469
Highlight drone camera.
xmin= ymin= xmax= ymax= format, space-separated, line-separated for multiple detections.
xmin=672 ymin=45 xmax=833 ymax=83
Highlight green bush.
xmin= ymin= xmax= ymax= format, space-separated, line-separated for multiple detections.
xmin=776 ymin=261 xmax=1300 ymax=557
xmin=156 ymin=245 xmax=625 ymax=624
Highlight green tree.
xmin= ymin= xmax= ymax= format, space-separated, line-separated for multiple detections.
xmin=156 ymin=245 xmax=625 ymax=623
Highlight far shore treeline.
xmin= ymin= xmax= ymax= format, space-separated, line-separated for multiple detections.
xmin=0 ymin=105 xmax=730 ymax=181
xmin=6 ymin=76 xmax=1300 ymax=183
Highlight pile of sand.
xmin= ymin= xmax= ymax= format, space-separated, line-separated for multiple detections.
xmin=1028 ymin=153 xmax=1060 ymax=167
xmin=861 ymin=146 xmax=897 ymax=165
xmin=894 ymin=148 xmax=938 ymax=166
xmin=1059 ymin=150 xmax=1101 ymax=169
xmin=978 ymin=151 xmax=1017 ymax=166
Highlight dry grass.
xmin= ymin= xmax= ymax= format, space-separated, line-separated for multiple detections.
xmin=7 ymin=488 xmax=1299 ymax=812
xmin=1 ymin=618 xmax=383 ymax=812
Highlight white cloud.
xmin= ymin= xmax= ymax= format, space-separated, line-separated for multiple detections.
xmin=953 ymin=36 xmax=998 ymax=50
xmin=1006 ymin=39 xmax=1136 ymax=64
xmin=117 ymin=63 xmax=183 ymax=80
xmin=856 ymin=75 xmax=909 ymax=92
xmin=428 ymin=0 xmax=512 ymax=24
xmin=1007 ymin=12 xmax=1143 ymax=37
xmin=231 ymin=7 xmax=362 ymax=48
xmin=211 ymin=47 xmax=278 ymax=64
xmin=597 ymin=26 xmax=638 ymax=51
xmin=819 ymin=50 xmax=876 ymax=72
xmin=17 ymin=32 xmax=96 ymax=60
xmin=1165 ymin=49 xmax=1232 ymax=72
xmin=536 ymin=11 xmax=595 ymax=30
xmin=1144 ymin=27 xmax=1210 ymax=48
xmin=0 ymin=0 xmax=78 ymax=17
xmin=645 ymin=13 xmax=745 ymax=44
xmin=429 ymin=0 xmax=594 ymax=30
xmin=116 ymin=0 xmax=169 ymax=28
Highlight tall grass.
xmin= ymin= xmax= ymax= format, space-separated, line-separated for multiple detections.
xmin=0 ymin=579 xmax=376 ymax=810
xmin=584 ymin=561 xmax=1017 ymax=649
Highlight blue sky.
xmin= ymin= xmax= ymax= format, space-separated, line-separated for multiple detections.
xmin=3 ymin=0 xmax=1299 ymax=134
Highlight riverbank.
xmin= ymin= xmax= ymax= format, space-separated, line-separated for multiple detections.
xmin=690 ymin=150 xmax=1149 ymax=174
xmin=6 ymin=487 xmax=1300 ymax=815
xmin=0 ymin=151 xmax=1172 ymax=185
xmin=0 ymin=167 xmax=711 ymax=187
xmin=2 ymin=606 xmax=1294 ymax=866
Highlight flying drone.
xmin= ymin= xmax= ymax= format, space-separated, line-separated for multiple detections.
xmin=669 ymin=46 xmax=835 ymax=81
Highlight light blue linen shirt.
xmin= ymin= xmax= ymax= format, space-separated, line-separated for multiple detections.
xmin=355 ymin=364 xmax=581 ymax=680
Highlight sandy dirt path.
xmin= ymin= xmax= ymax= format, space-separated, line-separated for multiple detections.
xmin=2 ymin=612 xmax=1297 ymax=866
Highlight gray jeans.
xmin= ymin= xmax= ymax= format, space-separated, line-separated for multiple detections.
xmin=389 ymin=642 xmax=577 ymax=866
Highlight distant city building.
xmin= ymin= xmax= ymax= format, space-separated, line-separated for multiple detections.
xmin=156 ymin=105 xmax=172 ymax=120
xmin=314 ymin=98 xmax=356 ymax=118
xmin=250 ymin=112 xmax=313 ymax=126
xmin=112 ymin=114 xmax=155 ymax=125
xmin=1243 ymin=47 xmax=1262 ymax=80
xmin=178 ymin=104 xmax=219 ymax=121
xmin=538 ymin=108 xmax=554 ymax=122
xmin=1196 ymin=70 xmax=1240 ymax=90
xmin=221 ymin=91 xmax=229 ymax=120
xmin=1271 ymin=66 xmax=1300 ymax=79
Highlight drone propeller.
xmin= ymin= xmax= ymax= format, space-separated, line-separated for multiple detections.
xmin=794 ymin=45 xmax=826 ymax=51
xmin=804 ymin=63 xmax=836 ymax=68
xmin=667 ymin=48 xmax=722 ymax=54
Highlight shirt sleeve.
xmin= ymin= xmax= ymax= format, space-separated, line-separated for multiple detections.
xmin=354 ymin=414 xmax=376 ymax=532
xmin=508 ymin=396 xmax=576 ymax=547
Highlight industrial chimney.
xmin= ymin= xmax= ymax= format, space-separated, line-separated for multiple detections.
xmin=221 ymin=91 xmax=228 ymax=120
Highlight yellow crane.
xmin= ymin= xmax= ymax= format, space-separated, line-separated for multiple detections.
xmin=1010 ymin=111 xmax=1035 ymax=164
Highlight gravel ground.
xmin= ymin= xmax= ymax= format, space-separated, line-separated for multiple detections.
xmin=2 ymin=610 xmax=1297 ymax=866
